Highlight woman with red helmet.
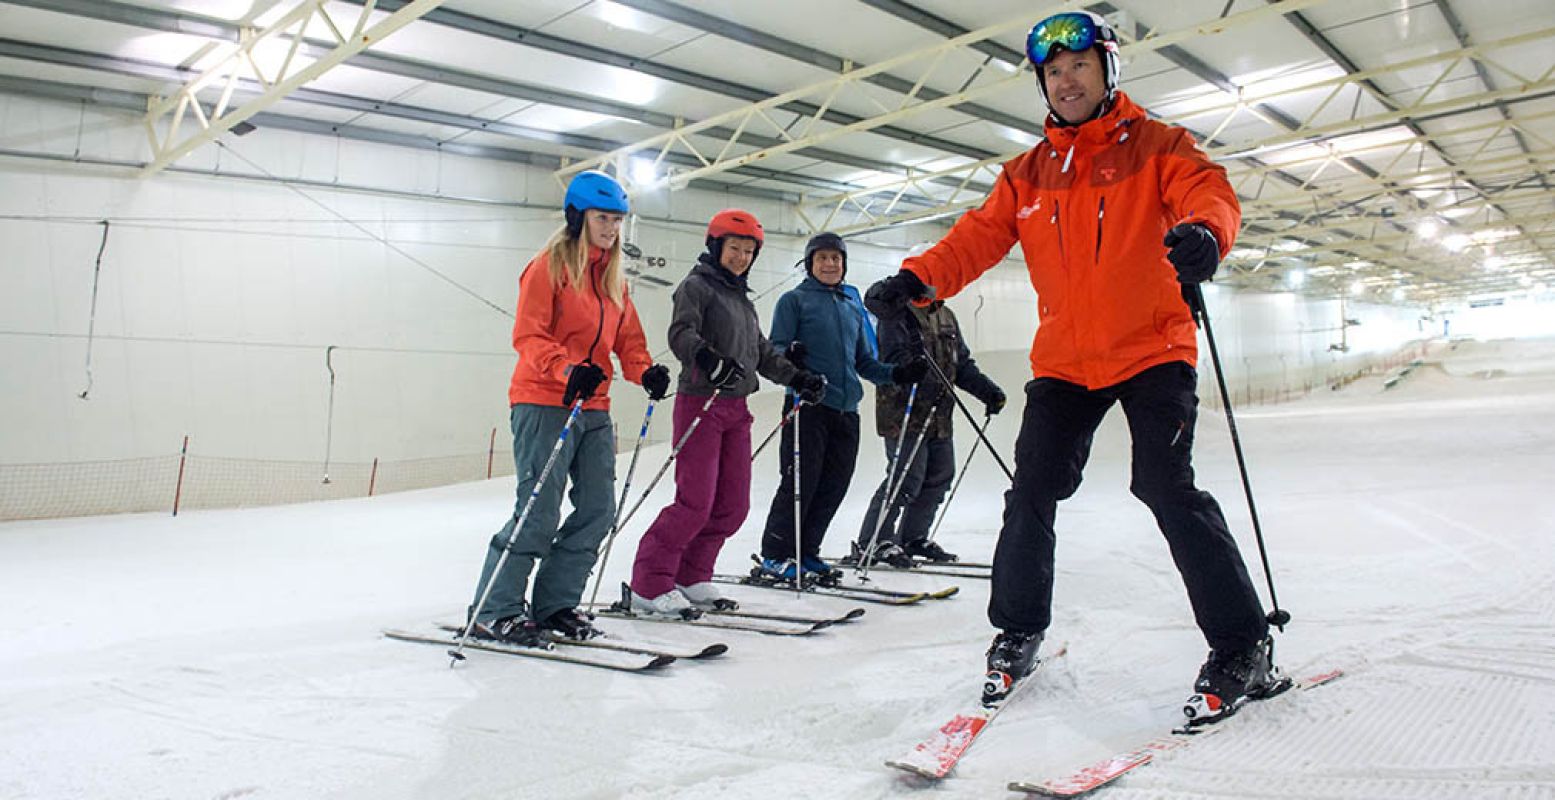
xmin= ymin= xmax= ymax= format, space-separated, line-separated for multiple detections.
xmin=626 ymin=209 xmax=825 ymax=616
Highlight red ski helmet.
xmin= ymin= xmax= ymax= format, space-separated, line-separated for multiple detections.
xmin=706 ymin=208 xmax=764 ymax=264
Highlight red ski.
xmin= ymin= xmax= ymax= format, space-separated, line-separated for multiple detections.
xmin=1008 ymin=669 xmax=1343 ymax=797
xmin=885 ymin=643 xmax=1069 ymax=779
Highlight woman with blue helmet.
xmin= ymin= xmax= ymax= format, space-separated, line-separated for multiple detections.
xmin=465 ymin=169 xmax=672 ymax=645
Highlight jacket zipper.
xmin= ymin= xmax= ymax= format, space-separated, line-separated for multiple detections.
xmin=1094 ymin=196 xmax=1106 ymax=263
xmin=585 ymin=261 xmax=606 ymax=368
xmin=1052 ymin=199 xmax=1066 ymax=262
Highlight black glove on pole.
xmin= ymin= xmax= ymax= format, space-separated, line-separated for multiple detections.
xmin=784 ymin=341 xmax=808 ymax=370
xmin=563 ymin=362 xmax=607 ymax=406
xmin=640 ymin=363 xmax=671 ymax=401
xmin=695 ymin=347 xmax=745 ymax=390
xmin=788 ymin=370 xmax=826 ymax=405
xmin=892 ymin=355 xmax=929 ymax=385
xmin=1186 ymin=283 xmax=1290 ymax=631
xmin=984 ymin=387 xmax=1006 ymax=416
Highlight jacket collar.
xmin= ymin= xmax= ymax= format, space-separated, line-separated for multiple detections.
xmin=1042 ymin=90 xmax=1144 ymax=153
xmin=694 ymin=252 xmax=751 ymax=292
xmin=799 ymin=273 xmax=848 ymax=295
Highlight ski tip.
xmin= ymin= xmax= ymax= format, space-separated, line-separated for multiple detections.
xmin=884 ymin=759 xmax=944 ymax=780
xmin=647 ymin=654 xmax=676 ymax=669
xmin=698 ymin=643 xmax=731 ymax=658
xmin=842 ymin=607 xmax=867 ymax=621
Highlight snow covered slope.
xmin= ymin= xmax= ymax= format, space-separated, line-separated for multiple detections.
xmin=3 ymin=338 xmax=1553 ymax=799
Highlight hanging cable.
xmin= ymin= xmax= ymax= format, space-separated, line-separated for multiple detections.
xmin=212 ymin=140 xmax=514 ymax=320
xmin=77 ymin=220 xmax=111 ymax=400
xmin=322 ymin=345 xmax=338 ymax=484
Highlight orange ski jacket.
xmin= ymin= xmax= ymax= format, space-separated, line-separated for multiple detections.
xmin=902 ymin=91 xmax=1240 ymax=390
xmin=507 ymin=245 xmax=653 ymax=410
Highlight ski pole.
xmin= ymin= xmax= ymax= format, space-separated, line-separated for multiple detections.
xmin=451 ymin=398 xmax=585 ymax=665
xmin=927 ymin=412 xmax=990 ymax=544
xmin=586 ymin=399 xmax=659 ymax=609
xmin=921 ymin=352 xmax=1014 ymax=482
xmin=1186 ymin=284 xmax=1290 ymax=630
xmin=612 ymin=390 xmax=722 ymax=536
xmin=856 ymin=383 xmax=918 ymax=578
xmin=750 ymin=402 xmax=799 ymax=462
xmin=858 ymin=399 xmax=939 ymax=581
xmin=790 ymin=391 xmax=804 ymax=596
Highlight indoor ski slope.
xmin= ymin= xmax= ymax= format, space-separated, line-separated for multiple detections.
xmin=3 ymin=337 xmax=1553 ymax=800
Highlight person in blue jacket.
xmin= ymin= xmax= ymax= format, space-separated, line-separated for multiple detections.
xmin=759 ymin=232 xmax=927 ymax=579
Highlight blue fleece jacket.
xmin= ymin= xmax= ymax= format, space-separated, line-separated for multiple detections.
xmin=771 ymin=276 xmax=896 ymax=412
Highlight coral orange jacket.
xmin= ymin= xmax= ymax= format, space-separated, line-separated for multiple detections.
xmin=507 ymin=246 xmax=653 ymax=410
xmin=902 ymin=91 xmax=1240 ymax=390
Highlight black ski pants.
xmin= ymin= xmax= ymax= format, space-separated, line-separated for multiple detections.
xmin=858 ymin=434 xmax=956 ymax=549
xmin=761 ymin=400 xmax=860 ymax=561
xmin=990 ymin=361 xmax=1269 ymax=653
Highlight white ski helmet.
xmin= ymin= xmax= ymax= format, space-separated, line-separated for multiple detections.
xmin=1026 ymin=11 xmax=1122 ymax=110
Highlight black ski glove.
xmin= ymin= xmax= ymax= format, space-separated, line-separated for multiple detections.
xmin=694 ymin=346 xmax=746 ymax=390
xmin=784 ymin=341 xmax=808 ymax=370
xmin=788 ymin=369 xmax=826 ymax=405
xmin=865 ymin=270 xmax=930 ymax=319
xmin=892 ymin=355 xmax=930 ymax=385
xmin=563 ymin=361 xmax=607 ymax=406
xmin=1163 ymin=223 xmax=1220 ymax=284
xmin=641 ymin=363 xmax=671 ymax=401
xmin=984 ymin=386 xmax=1007 ymax=416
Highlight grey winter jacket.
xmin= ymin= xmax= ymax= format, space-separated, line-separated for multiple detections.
xmin=668 ymin=255 xmax=799 ymax=397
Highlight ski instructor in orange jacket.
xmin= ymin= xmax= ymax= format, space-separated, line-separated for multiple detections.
xmin=865 ymin=11 xmax=1281 ymax=721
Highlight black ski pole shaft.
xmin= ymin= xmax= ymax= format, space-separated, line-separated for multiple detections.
xmin=927 ymin=413 xmax=989 ymax=544
xmin=790 ymin=392 xmax=803 ymax=596
xmin=922 ymin=349 xmax=1014 ymax=482
xmin=452 ymin=398 xmax=585 ymax=665
xmin=751 ymin=403 xmax=797 ymax=462
xmin=1187 ymin=284 xmax=1290 ymax=630
xmin=857 ymin=383 xmax=918 ymax=577
xmin=858 ymin=399 xmax=938 ymax=582
xmin=587 ymin=399 xmax=659 ymax=609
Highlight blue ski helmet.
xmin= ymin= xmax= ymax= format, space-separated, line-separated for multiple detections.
xmin=564 ymin=170 xmax=630 ymax=237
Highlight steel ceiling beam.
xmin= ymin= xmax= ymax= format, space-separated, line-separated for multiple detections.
xmin=0 ymin=39 xmax=865 ymax=197
xmin=612 ymin=0 xmax=1039 ymax=135
xmin=343 ymin=0 xmax=1002 ymax=162
xmin=0 ymin=73 xmax=806 ymax=204
xmin=557 ymin=0 xmax=1337 ymax=191
xmin=140 ymin=0 xmax=449 ymax=176
xmin=4 ymin=0 xmax=960 ymax=203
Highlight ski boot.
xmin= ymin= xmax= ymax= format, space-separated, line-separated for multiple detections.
xmin=801 ymin=554 xmax=844 ymax=586
xmin=1182 ymin=636 xmax=1291 ymax=728
xmin=538 ymin=607 xmax=605 ymax=641
xmin=902 ymin=539 xmax=958 ymax=563
xmin=678 ymin=581 xmax=738 ymax=611
xmin=755 ymin=556 xmax=800 ymax=583
xmin=983 ymin=630 xmax=1044 ymax=706
xmin=867 ymin=542 xmax=917 ymax=569
xmin=471 ymin=615 xmax=550 ymax=649
xmin=616 ymin=582 xmax=702 ymax=620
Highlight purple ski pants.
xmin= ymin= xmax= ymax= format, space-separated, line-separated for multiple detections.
xmin=630 ymin=393 xmax=753 ymax=598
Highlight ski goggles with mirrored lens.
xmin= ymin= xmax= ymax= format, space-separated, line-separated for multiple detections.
xmin=1026 ymin=12 xmax=1098 ymax=66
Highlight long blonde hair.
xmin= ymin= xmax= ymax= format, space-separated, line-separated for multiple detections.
xmin=543 ymin=222 xmax=625 ymax=305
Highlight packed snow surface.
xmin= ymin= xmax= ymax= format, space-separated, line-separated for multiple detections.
xmin=3 ymin=338 xmax=1554 ymax=799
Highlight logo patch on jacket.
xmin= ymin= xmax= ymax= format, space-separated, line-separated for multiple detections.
xmin=1017 ymin=198 xmax=1043 ymax=219
xmin=1098 ymin=167 xmax=1117 ymax=182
